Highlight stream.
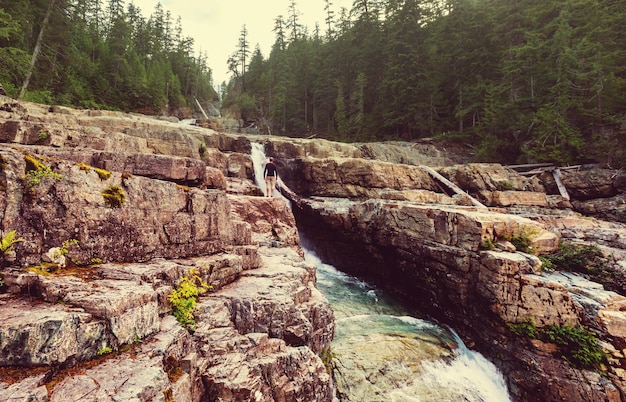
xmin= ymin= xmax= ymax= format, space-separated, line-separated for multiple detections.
xmin=251 ymin=143 xmax=511 ymax=401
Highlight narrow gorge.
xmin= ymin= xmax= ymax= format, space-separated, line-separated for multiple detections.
xmin=0 ymin=98 xmax=625 ymax=401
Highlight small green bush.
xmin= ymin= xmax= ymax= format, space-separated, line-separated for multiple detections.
xmin=544 ymin=324 xmax=608 ymax=370
xmin=542 ymin=242 xmax=605 ymax=274
xmin=541 ymin=242 xmax=625 ymax=294
xmin=169 ymin=268 xmax=211 ymax=332
xmin=1 ymin=230 xmax=24 ymax=256
xmin=508 ymin=226 xmax=539 ymax=254
xmin=102 ymin=186 xmax=125 ymax=207
xmin=507 ymin=317 xmax=540 ymax=339
xmin=23 ymin=154 xmax=63 ymax=187
xmin=508 ymin=318 xmax=608 ymax=370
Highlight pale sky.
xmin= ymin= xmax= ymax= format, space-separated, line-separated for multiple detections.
xmin=129 ymin=0 xmax=353 ymax=87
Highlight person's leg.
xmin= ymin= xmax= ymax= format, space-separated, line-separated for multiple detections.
xmin=269 ymin=176 xmax=276 ymax=197
xmin=264 ymin=177 xmax=270 ymax=196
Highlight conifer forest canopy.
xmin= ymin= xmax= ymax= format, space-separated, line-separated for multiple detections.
xmin=1 ymin=0 xmax=625 ymax=167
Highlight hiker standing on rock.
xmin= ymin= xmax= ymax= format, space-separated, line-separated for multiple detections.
xmin=263 ymin=157 xmax=278 ymax=197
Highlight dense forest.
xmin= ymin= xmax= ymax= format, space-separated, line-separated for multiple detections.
xmin=1 ymin=1 xmax=624 ymax=166
xmin=0 ymin=0 xmax=216 ymax=114
xmin=224 ymin=0 xmax=626 ymax=166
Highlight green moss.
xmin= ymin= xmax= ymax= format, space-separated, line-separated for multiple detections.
xmin=102 ymin=186 xmax=126 ymax=208
xmin=77 ymin=162 xmax=91 ymax=173
xmin=28 ymin=264 xmax=54 ymax=276
xmin=94 ymin=167 xmax=112 ymax=181
xmin=320 ymin=347 xmax=336 ymax=374
xmin=37 ymin=130 xmax=50 ymax=142
xmin=497 ymin=180 xmax=514 ymax=191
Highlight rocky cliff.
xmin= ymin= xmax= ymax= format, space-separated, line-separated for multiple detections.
xmin=0 ymin=99 xmax=335 ymax=401
xmin=279 ymin=156 xmax=626 ymax=400
xmin=1 ymin=97 xmax=625 ymax=401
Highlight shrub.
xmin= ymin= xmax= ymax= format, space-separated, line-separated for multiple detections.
xmin=102 ymin=186 xmax=125 ymax=207
xmin=544 ymin=324 xmax=608 ymax=370
xmin=1 ymin=230 xmax=24 ymax=270
xmin=508 ymin=226 xmax=539 ymax=254
xmin=497 ymin=180 xmax=514 ymax=191
xmin=507 ymin=317 xmax=540 ymax=339
xmin=169 ymin=268 xmax=211 ymax=332
xmin=541 ymin=242 xmax=625 ymax=294
xmin=542 ymin=242 xmax=605 ymax=274
xmin=481 ymin=237 xmax=496 ymax=250
xmin=508 ymin=318 xmax=608 ymax=370
xmin=23 ymin=154 xmax=63 ymax=187
xmin=1 ymin=230 xmax=24 ymax=256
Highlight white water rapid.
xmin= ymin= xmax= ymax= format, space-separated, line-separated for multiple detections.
xmin=251 ymin=142 xmax=511 ymax=401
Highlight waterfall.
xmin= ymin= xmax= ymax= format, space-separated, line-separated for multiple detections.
xmin=250 ymin=142 xmax=511 ymax=401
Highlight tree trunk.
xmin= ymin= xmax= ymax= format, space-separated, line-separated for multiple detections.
xmin=18 ymin=0 xmax=57 ymax=99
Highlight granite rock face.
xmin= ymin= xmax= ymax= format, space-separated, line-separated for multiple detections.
xmin=0 ymin=101 xmax=335 ymax=402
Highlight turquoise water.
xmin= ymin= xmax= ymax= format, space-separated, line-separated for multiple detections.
xmin=306 ymin=250 xmax=511 ymax=402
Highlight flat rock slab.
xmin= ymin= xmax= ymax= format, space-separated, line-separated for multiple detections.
xmin=0 ymin=298 xmax=105 ymax=367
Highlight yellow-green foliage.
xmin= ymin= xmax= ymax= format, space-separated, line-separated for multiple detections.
xmin=24 ymin=153 xmax=44 ymax=171
xmin=37 ymin=130 xmax=50 ymax=142
xmin=56 ymin=239 xmax=78 ymax=260
xmin=77 ymin=163 xmax=111 ymax=180
xmin=77 ymin=162 xmax=91 ymax=173
xmin=1 ymin=230 xmax=24 ymax=255
xmin=28 ymin=264 xmax=53 ymax=276
xmin=169 ymin=268 xmax=211 ymax=332
xmin=508 ymin=318 xmax=608 ymax=370
xmin=481 ymin=237 xmax=496 ymax=250
xmin=102 ymin=186 xmax=125 ymax=207
xmin=94 ymin=168 xmax=112 ymax=181
xmin=23 ymin=154 xmax=63 ymax=187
